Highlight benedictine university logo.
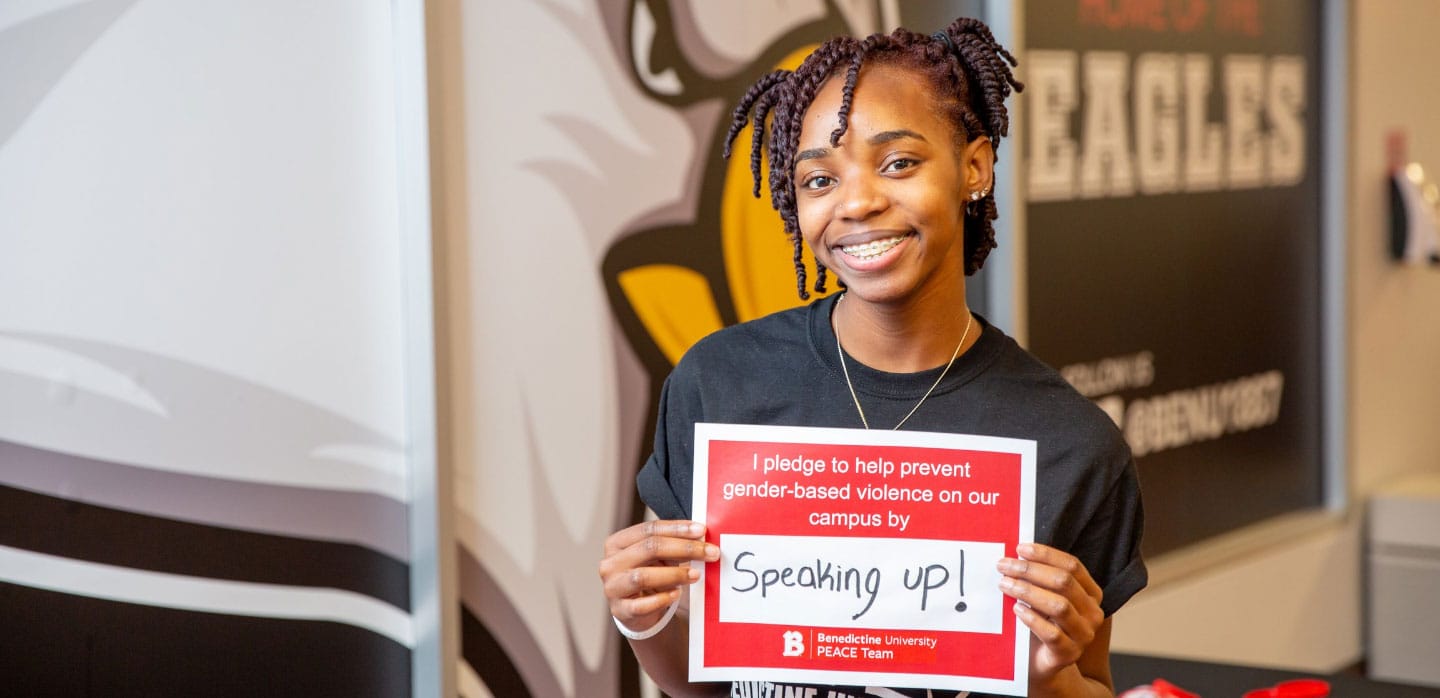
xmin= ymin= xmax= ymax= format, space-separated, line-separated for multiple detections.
xmin=782 ymin=630 xmax=806 ymax=657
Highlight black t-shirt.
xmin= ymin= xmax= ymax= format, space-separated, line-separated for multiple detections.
xmin=637 ymin=294 xmax=1147 ymax=696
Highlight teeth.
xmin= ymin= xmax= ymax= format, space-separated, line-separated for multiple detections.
xmin=841 ymin=234 xmax=907 ymax=260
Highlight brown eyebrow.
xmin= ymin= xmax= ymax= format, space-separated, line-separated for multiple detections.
xmin=869 ymin=129 xmax=927 ymax=146
xmin=794 ymin=129 xmax=928 ymax=166
xmin=795 ymin=147 xmax=829 ymax=164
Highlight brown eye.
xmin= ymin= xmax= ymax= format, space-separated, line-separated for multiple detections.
xmin=883 ymin=158 xmax=918 ymax=173
xmin=802 ymin=175 xmax=835 ymax=191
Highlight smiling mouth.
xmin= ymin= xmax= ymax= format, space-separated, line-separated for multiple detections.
xmin=840 ymin=232 xmax=911 ymax=261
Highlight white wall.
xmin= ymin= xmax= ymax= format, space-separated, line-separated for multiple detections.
xmin=1110 ymin=0 xmax=1440 ymax=672
xmin=0 ymin=0 xmax=418 ymax=691
xmin=1347 ymin=0 xmax=1440 ymax=496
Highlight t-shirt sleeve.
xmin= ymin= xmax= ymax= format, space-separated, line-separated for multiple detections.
xmin=635 ymin=372 xmax=694 ymax=521
xmin=1077 ymin=453 xmax=1148 ymax=617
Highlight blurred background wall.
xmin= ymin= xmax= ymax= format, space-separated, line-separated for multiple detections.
xmin=1109 ymin=0 xmax=1440 ymax=672
xmin=0 ymin=1 xmax=421 ymax=695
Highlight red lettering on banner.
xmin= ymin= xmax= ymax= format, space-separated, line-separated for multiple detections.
xmin=1078 ymin=0 xmax=1171 ymax=32
xmin=1170 ymin=0 xmax=1209 ymax=32
xmin=1076 ymin=0 xmax=1260 ymax=36
xmin=1216 ymin=0 xmax=1261 ymax=37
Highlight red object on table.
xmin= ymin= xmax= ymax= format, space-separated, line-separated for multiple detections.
xmin=1243 ymin=678 xmax=1332 ymax=698
xmin=1152 ymin=679 xmax=1200 ymax=697
xmin=1119 ymin=679 xmax=1200 ymax=698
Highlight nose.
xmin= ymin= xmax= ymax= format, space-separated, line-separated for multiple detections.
xmin=836 ymin=173 xmax=888 ymax=221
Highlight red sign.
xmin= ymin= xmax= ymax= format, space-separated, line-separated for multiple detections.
xmin=689 ymin=423 xmax=1036 ymax=695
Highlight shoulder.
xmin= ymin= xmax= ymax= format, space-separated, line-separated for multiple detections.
xmin=977 ymin=327 xmax=1131 ymax=471
xmin=974 ymin=327 xmax=1084 ymax=404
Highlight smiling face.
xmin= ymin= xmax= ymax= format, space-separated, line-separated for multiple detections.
xmin=794 ymin=62 xmax=993 ymax=309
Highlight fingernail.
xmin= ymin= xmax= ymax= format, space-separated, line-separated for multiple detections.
xmin=688 ymin=522 xmax=705 ymax=537
xmin=1013 ymin=602 xmax=1027 ymax=615
xmin=705 ymin=544 xmax=720 ymax=561
xmin=1016 ymin=543 xmax=1035 ymax=558
xmin=999 ymin=577 xmax=1014 ymax=591
xmin=996 ymin=558 xmax=1026 ymax=574
xmin=688 ymin=567 xmax=701 ymax=582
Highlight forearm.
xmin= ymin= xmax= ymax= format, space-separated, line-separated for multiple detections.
xmin=602 ymin=521 xmax=727 ymax=697
xmin=626 ymin=612 xmax=729 ymax=698
xmin=1029 ymin=664 xmax=1114 ymax=698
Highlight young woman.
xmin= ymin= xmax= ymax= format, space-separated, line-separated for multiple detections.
xmin=598 ymin=17 xmax=1146 ymax=698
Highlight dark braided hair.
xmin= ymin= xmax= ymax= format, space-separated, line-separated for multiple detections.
xmin=722 ymin=18 xmax=1023 ymax=300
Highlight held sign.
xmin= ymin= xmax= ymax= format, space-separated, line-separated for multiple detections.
xmin=688 ymin=423 xmax=1036 ymax=696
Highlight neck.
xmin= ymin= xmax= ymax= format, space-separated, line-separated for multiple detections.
xmin=834 ymin=286 xmax=975 ymax=373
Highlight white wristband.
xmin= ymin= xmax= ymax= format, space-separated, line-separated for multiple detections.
xmin=613 ymin=593 xmax=681 ymax=641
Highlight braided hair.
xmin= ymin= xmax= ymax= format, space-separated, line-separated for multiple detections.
xmin=722 ymin=18 xmax=1023 ymax=300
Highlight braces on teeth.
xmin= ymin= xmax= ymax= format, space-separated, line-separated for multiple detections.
xmin=843 ymin=235 xmax=906 ymax=259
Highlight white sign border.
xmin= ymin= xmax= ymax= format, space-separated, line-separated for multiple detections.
xmin=688 ymin=422 xmax=1036 ymax=696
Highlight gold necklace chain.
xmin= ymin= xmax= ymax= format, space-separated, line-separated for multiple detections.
xmin=834 ymin=293 xmax=973 ymax=430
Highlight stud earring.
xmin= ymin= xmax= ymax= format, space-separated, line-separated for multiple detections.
xmin=969 ymin=190 xmax=982 ymax=202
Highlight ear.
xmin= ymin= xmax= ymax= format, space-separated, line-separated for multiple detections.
xmin=961 ymin=136 xmax=996 ymax=198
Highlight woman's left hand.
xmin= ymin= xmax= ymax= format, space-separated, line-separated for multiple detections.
xmin=997 ymin=543 xmax=1106 ymax=681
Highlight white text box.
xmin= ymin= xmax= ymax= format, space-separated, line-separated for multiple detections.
xmin=718 ymin=533 xmax=1005 ymax=634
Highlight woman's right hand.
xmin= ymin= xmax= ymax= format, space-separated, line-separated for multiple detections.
xmin=599 ymin=520 xmax=719 ymax=635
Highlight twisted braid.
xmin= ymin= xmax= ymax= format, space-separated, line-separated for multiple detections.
xmin=946 ymin=17 xmax=1023 ymax=142
xmin=723 ymin=69 xmax=789 ymax=197
xmin=724 ymin=17 xmax=1023 ymax=299
xmin=791 ymin=228 xmax=808 ymax=299
xmin=772 ymin=39 xmax=859 ymax=300
xmin=723 ymin=69 xmax=788 ymax=160
xmin=828 ymin=38 xmax=871 ymax=147
xmin=774 ymin=39 xmax=860 ymax=225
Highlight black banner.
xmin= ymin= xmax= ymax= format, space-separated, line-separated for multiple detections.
xmin=1021 ymin=0 xmax=1324 ymax=555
